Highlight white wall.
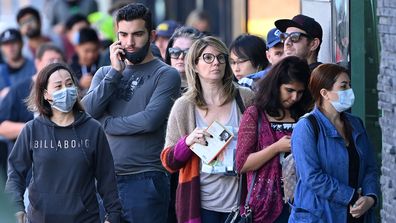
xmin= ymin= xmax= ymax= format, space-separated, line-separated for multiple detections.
xmin=301 ymin=0 xmax=333 ymax=63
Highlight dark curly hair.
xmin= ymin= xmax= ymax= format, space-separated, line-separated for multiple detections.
xmin=115 ymin=3 xmax=152 ymax=33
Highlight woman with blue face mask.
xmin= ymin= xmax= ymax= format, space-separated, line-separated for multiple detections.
xmin=289 ymin=64 xmax=380 ymax=223
xmin=5 ymin=63 xmax=122 ymax=223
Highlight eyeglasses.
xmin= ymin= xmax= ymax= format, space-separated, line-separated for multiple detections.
xmin=279 ymin=32 xmax=312 ymax=43
xmin=19 ymin=16 xmax=37 ymax=27
xmin=168 ymin=48 xmax=189 ymax=59
xmin=229 ymin=58 xmax=250 ymax=66
xmin=199 ymin=53 xmax=227 ymax=64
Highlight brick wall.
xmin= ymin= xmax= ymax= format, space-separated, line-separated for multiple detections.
xmin=377 ymin=0 xmax=396 ymax=222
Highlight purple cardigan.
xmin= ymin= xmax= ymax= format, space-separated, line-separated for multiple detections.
xmin=236 ymin=106 xmax=287 ymax=223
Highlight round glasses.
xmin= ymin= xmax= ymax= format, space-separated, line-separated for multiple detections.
xmin=279 ymin=32 xmax=312 ymax=43
xmin=168 ymin=47 xmax=189 ymax=59
xmin=199 ymin=53 xmax=227 ymax=64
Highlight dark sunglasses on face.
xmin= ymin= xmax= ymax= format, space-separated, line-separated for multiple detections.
xmin=168 ymin=47 xmax=189 ymax=59
xmin=200 ymin=53 xmax=227 ymax=64
xmin=279 ymin=32 xmax=312 ymax=43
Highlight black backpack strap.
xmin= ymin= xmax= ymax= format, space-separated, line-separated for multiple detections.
xmin=307 ymin=114 xmax=319 ymax=142
xmin=235 ymin=88 xmax=246 ymax=114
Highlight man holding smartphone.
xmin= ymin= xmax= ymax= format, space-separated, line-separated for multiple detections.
xmin=82 ymin=3 xmax=181 ymax=223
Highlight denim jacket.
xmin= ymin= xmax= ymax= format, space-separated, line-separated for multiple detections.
xmin=289 ymin=107 xmax=379 ymax=223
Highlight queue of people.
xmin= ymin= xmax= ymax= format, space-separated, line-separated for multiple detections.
xmin=0 ymin=2 xmax=380 ymax=223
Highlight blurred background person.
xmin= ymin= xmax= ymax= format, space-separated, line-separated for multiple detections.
xmin=155 ymin=20 xmax=180 ymax=60
xmin=0 ymin=28 xmax=35 ymax=100
xmin=69 ymin=27 xmax=101 ymax=95
xmin=229 ymin=34 xmax=268 ymax=81
xmin=185 ymin=9 xmax=211 ymax=36
xmin=236 ymin=56 xmax=311 ymax=223
xmin=290 ymin=64 xmax=379 ymax=222
xmin=44 ymin=0 xmax=98 ymax=35
xmin=165 ymin=26 xmax=204 ymax=92
xmin=60 ymin=14 xmax=90 ymax=63
xmin=238 ymin=28 xmax=284 ymax=90
xmin=161 ymin=36 xmax=254 ymax=223
xmin=16 ymin=6 xmax=60 ymax=60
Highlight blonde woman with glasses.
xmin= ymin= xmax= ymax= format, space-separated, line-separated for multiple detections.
xmin=161 ymin=36 xmax=254 ymax=223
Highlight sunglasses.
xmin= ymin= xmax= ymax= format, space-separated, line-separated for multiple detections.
xmin=199 ymin=53 xmax=227 ymax=64
xmin=279 ymin=32 xmax=312 ymax=43
xmin=168 ymin=48 xmax=189 ymax=59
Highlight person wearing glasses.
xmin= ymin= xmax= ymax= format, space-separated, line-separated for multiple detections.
xmin=82 ymin=3 xmax=181 ymax=223
xmin=228 ymin=34 xmax=269 ymax=81
xmin=161 ymin=36 xmax=254 ymax=223
xmin=238 ymin=28 xmax=284 ymax=90
xmin=290 ymin=64 xmax=379 ymax=222
xmin=165 ymin=26 xmax=205 ymax=92
xmin=163 ymin=26 xmax=204 ymax=223
xmin=275 ymin=14 xmax=323 ymax=71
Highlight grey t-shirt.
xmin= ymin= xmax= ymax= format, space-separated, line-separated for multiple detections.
xmin=196 ymin=100 xmax=239 ymax=212
xmin=82 ymin=59 xmax=181 ymax=174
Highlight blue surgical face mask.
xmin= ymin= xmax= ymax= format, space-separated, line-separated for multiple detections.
xmin=50 ymin=87 xmax=78 ymax=113
xmin=330 ymin=88 xmax=355 ymax=112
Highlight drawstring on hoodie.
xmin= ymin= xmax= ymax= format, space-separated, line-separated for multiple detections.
xmin=72 ymin=124 xmax=90 ymax=166
xmin=48 ymin=113 xmax=90 ymax=166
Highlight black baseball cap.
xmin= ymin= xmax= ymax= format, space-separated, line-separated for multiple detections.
xmin=275 ymin=14 xmax=322 ymax=42
xmin=0 ymin=28 xmax=23 ymax=45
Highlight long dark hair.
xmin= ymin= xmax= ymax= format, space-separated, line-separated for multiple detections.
xmin=27 ymin=62 xmax=84 ymax=117
xmin=254 ymin=56 xmax=311 ymax=120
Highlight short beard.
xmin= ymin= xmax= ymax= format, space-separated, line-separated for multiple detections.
xmin=26 ymin=28 xmax=41 ymax=38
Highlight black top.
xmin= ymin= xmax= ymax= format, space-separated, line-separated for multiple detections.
xmin=344 ymin=117 xmax=363 ymax=223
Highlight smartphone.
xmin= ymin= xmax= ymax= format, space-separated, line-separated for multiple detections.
xmin=116 ymin=34 xmax=126 ymax=61
xmin=119 ymin=49 xmax=126 ymax=61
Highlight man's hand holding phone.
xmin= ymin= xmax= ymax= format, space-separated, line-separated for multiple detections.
xmin=110 ymin=40 xmax=126 ymax=72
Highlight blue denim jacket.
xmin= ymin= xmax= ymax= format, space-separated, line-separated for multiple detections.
xmin=289 ymin=107 xmax=379 ymax=223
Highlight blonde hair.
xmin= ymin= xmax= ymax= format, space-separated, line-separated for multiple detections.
xmin=184 ymin=36 xmax=235 ymax=110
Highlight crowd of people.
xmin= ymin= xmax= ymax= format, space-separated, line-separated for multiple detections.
xmin=0 ymin=2 xmax=380 ymax=223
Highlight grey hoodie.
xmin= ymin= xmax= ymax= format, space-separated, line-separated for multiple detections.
xmin=5 ymin=112 xmax=121 ymax=223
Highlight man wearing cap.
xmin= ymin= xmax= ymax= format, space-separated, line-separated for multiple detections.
xmin=155 ymin=20 xmax=180 ymax=59
xmin=0 ymin=28 xmax=35 ymax=100
xmin=275 ymin=14 xmax=323 ymax=71
xmin=238 ymin=27 xmax=284 ymax=90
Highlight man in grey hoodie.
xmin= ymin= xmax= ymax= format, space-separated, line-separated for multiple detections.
xmin=82 ymin=3 xmax=181 ymax=223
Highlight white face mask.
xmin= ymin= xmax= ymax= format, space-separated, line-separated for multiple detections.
xmin=330 ymin=88 xmax=355 ymax=112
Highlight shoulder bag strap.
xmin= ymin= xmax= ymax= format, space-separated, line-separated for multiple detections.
xmin=307 ymin=114 xmax=319 ymax=142
xmin=235 ymin=88 xmax=246 ymax=114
